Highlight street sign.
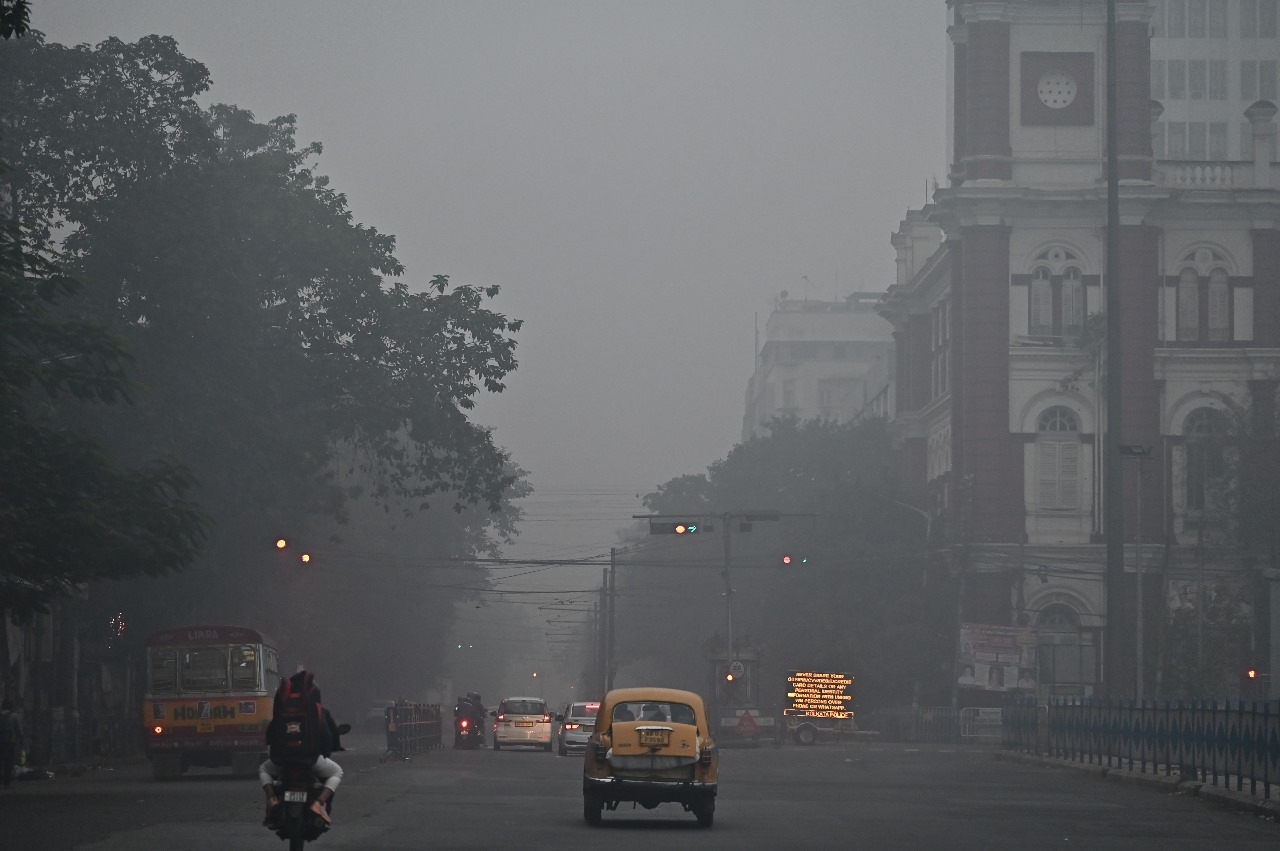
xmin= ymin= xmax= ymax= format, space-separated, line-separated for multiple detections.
xmin=728 ymin=660 xmax=746 ymax=678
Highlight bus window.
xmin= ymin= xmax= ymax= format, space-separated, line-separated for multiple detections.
xmin=265 ymin=647 xmax=279 ymax=682
xmin=149 ymin=648 xmax=177 ymax=693
xmin=181 ymin=647 xmax=229 ymax=692
xmin=231 ymin=646 xmax=259 ymax=690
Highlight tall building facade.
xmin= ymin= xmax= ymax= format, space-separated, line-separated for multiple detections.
xmin=881 ymin=0 xmax=1280 ymax=702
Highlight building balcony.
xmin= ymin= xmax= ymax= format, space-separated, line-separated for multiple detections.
xmin=1152 ymin=159 xmax=1279 ymax=190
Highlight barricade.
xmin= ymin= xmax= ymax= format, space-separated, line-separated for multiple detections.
xmin=381 ymin=701 xmax=443 ymax=761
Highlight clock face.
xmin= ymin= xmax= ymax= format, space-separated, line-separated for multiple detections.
xmin=1037 ymin=72 xmax=1078 ymax=109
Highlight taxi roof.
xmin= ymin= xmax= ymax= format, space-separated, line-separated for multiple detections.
xmin=602 ymin=687 xmax=706 ymax=709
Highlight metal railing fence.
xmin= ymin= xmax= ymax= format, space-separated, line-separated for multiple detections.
xmin=382 ymin=701 xmax=443 ymax=760
xmin=1004 ymin=697 xmax=1280 ymax=801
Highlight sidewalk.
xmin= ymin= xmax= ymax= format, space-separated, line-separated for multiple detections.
xmin=994 ymin=749 xmax=1280 ymax=820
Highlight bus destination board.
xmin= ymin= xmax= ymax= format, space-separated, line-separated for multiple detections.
xmin=784 ymin=670 xmax=853 ymax=718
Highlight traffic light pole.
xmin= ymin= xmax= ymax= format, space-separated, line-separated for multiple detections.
xmin=722 ymin=514 xmax=735 ymax=661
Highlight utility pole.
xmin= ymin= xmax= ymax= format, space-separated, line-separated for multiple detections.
xmin=607 ymin=549 xmax=617 ymax=692
xmin=1103 ymin=0 xmax=1128 ymax=697
xmin=1122 ymin=445 xmax=1151 ymax=701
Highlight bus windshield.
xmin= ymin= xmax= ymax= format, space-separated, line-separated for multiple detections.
xmin=182 ymin=647 xmax=229 ymax=692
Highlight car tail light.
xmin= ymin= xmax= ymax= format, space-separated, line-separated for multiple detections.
xmin=496 ymin=714 xmax=505 ymax=722
xmin=542 ymin=714 xmax=551 ymax=723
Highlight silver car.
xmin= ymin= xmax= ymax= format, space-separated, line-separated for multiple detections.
xmin=492 ymin=696 xmax=553 ymax=751
xmin=555 ymin=700 xmax=600 ymax=755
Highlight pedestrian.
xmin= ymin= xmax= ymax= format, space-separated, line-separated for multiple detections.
xmin=0 ymin=699 xmax=24 ymax=789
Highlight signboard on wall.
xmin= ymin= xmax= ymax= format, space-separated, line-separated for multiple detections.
xmin=956 ymin=623 xmax=1038 ymax=692
xmin=783 ymin=670 xmax=853 ymax=718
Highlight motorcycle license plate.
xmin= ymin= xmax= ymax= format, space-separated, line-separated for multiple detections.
xmin=515 ymin=721 xmax=534 ymax=727
xmin=639 ymin=730 xmax=669 ymax=746
xmin=283 ymin=790 xmax=308 ymax=803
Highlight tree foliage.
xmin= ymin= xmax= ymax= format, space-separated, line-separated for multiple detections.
xmin=0 ymin=174 xmax=208 ymax=613
xmin=0 ymin=33 xmax=528 ymax=688
xmin=626 ymin=418 xmax=950 ymax=710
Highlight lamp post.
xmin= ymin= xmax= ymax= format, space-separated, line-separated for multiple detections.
xmin=1120 ymin=445 xmax=1152 ymax=701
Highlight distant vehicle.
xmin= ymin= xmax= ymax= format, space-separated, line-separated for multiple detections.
xmin=554 ymin=701 xmax=600 ymax=755
xmin=143 ymin=624 xmax=277 ymax=780
xmin=583 ymin=687 xmax=718 ymax=827
xmin=491 ymin=697 xmax=553 ymax=751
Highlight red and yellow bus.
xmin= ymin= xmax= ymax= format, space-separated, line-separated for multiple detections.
xmin=144 ymin=624 xmax=279 ymax=779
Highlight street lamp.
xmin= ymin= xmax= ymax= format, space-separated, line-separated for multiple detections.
xmin=1120 ymin=444 xmax=1152 ymax=701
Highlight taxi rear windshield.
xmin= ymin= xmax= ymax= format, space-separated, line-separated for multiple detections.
xmin=501 ymin=700 xmax=546 ymax=716
xmin=611 ymin=701 xmax=696 ymax=725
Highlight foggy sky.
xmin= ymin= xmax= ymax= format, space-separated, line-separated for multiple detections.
xmin=34 ymin=2 xmax=947 ymax=692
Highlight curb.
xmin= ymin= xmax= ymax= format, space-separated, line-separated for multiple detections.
xmin=994 ymin=750 xmax=1280 ymax=820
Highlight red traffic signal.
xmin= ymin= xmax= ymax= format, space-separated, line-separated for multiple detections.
xmin=1247 ymin=668 xmax=1258 ymax=679
xmin=781 ymin=554 xmax=808 ymax=566
xmin=649 ymin=520 xmax=710 ymax=534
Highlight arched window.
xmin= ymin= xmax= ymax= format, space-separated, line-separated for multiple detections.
xmin=1062 ymin=267 xmax=1083 ymax=337
xmin=1185 ymin=406 xmax=1228 ymax=511
xmin=1037 ymin=603 xmax=1080 ymax=631
xmin=1029 ymin=266 xmax=1052 ymax=336
xmin=1037 ymin=406 xmax=1080 ymax=510
xmin=1177 ymin=268 xmax=1199 ymax=340
xmin=1207 ymin=268 xmax=1230 ymax=341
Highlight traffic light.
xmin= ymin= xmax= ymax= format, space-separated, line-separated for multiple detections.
xmin=274 ymin=537 xmax=313 ymax=565
xmin=649 ymin=520 xmax=710 ymax=534
xmin=1247 ymin=668 xmax=1258 ymax=680
xmin=780 ymin=553 xmax=809 ymax=566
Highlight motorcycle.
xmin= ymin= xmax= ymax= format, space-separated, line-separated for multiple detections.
xmin=267 ymin=723 xmax=351 ymax=851
xmin=454 ymin=712 xmax=484 ymax=749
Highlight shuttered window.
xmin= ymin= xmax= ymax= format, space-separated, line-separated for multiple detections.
xmin=1062 ymin=268 xmax=1083 ymax=337
xmin=1177 ymin=268 xmax=1199 ymax=340
xmin=1037 ymin=407 xmax=1081 ymax=510
xmin=1207 ymin=268 xmax=1229 ymax=340
xmin=1030 ymin=267 xmax=1053 ymax=336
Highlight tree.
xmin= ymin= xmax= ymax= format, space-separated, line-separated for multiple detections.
xmin=627 ymin=417 xmax=946 ymax=710
xmin=0 ymin=171 xmax=208 ymax=613
xmin=0 ymin=35 xmax=527 ymax=679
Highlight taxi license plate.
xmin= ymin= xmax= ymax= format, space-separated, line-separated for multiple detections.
xmin=639 ymin=730 xmax=669 ymax=746
xmin=283 ymin=790 xmax=308 ymax=803
xmin=515 ymin=721 xmax=534 ymax=727
xmin=197 ymin=721 xmax=215 ymax=733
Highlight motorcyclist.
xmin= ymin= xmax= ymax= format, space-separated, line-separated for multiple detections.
xmin=260 ymin=671 xmax=344 ymax=827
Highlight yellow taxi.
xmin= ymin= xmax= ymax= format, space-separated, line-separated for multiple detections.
xmin=582 ymin=687 xmax=718 ymax=827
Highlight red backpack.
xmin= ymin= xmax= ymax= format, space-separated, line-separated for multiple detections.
xmin=270 ymin=671 xmax=324 ymax=764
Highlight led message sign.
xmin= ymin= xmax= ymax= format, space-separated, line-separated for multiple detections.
xmin=784 ymin=670 xmax=853 ymax=719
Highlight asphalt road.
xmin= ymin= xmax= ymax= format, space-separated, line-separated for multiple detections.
xmin=2 ymin=736 xmax=1278 ymax=850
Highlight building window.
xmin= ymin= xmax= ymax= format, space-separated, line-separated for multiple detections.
xmin=1185 ymin=407 xmax=1228 ymax=511
xmin=1242 ymin=60 xmax=1258 ymax=100
xmin=1188 ymin=60 xmax=1206 ymax=98
xmin=1208 ymin=60 xmax=1227 ymax=99
xmin=1207 ymin=268 xmax=1230 ymax=340
xmin=782 ymin=378 xmax=796 ymax=410
xmin=1152 ymin=122 xmax=1167 ymax=158
xmin=1169 ymin=60 xmax=1187 ymax=98
xmin=1037 ymin=407 xmax=1081 ymax=511
xmin=1030 ymin=266 xmax=1052 ymax=336
xmin=1209 ymin=122 xmax=1228 ymax=159
xmin=1169 ymin=121 xmax=1188 ymax=158
xmin=1177 ymin=268 xmax=1200 ymax=340
xmin=1263 ymin=60 xmax=1278 ymax=100
xmin=1062 ymin=267 xmax=1083 ymax=337
xmin=1151 ymin=59 xmax=1166 ymax=99
xmin=1188 ymin=122 xmax=1207 ymax=159
xmin=1209 ymin=0 xmax=1228 ymax=36
xmin=1170 ymin=0 xmax=1188 ymax=36
xmin=1243 ymin=0 xmax=1278 ymax=37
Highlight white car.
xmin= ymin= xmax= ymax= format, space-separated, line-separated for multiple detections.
xmin=492 ymin=696 xmax=553 ymax=751
xmin=555 ymin=701 xmax=600 ymax=755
